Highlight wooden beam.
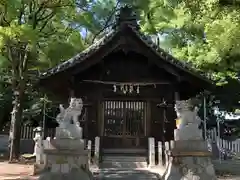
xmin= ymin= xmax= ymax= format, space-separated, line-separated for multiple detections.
xmin=81 ymin=80 xmax=172 ymax=85
xmin=125 ymin=37 xmax=183 ymax=78
xmin=72 ymin=32 xmax=122 ymax=75
xmin=125 ymin=34 xmax=212 ymax=88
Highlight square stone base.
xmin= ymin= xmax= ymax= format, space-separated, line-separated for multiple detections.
xmin=49 ymin=138 xmax=85 ymax=150
xmin=39 ymin=149 xmax=92 ymax=180
xmin=163 ymin=156 xmax=217 ymax=180
xmin=44 ymin=149 xmax=89 ymax=174
xmin=163 ymin=140 xmax=217 ymax=180
xmin=38 ymin=167 xmax=92 ymax=180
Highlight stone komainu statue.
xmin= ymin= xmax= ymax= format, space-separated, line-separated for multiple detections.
xmin=56 ymin=98 xmax=83 ymax=128
xmin=174 ymin=99 xmax=203 ymax=140
xmin=175 ymin=99 xmax=201 ymax=129
xmin=55 ymin=97 xmax=83 ymax=139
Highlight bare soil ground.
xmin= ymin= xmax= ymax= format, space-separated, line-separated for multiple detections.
xmin=0 ymin=161 xmax=38 ymax=180
xmin=0 ymin=161 xmax=239 ymax=180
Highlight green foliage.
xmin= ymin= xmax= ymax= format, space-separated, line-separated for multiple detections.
xmin=140 ymin=0 xmax=240 ymax=113
xmin=0 ymin=0 xmax=121 ymax=130
xmin=142 ymin=0 xmax=240 ymax=81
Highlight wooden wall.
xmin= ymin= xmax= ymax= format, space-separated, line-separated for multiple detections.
xmin=72 ymin=51 xmax=178 ymax=143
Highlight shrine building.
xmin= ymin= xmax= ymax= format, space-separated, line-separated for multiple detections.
xmin=39 ymin=5 xmax=214 ymax=154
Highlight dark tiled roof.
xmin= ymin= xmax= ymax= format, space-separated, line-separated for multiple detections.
xmin=40 ymin=25 xmax=212 ymax=84
xmin=130 ymin=27 xmax=212 ymax=83
xmin=40 ymin=30 xmax=118 ymax=79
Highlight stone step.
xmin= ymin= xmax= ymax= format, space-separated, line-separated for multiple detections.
xmin=100 ymin=161 xmax=148 ymax=169
xmin=101 ymin=156 xmax=148 ymax=169
xmin=102 ymin=148 xmax=147 ymax=155
xmin=93 ymin=169 xmax=160 ymax=180
xmin=102 ymin=156 xmax=147 ymax=162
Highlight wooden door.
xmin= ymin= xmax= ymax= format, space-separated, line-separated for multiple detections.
xmin=102 ymin=100 xmax=147 ymax=149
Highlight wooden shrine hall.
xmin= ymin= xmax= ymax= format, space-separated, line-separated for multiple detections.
xmin=39 ymin=5 xmax=214 ymax=153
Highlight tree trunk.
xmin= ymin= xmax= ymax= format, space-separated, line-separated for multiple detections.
xmin=9 ymin=89 xmax=24 ymax=162
xmin=0 ymin=112 xmax=4 ymax=132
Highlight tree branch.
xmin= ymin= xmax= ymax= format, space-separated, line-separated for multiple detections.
xmin=29 ymin=0 xmax=33 ymax=14
xmin=92 ymin=1 xmax=120 ymax=43
xmin=38 ymin=8 xmax=47 ymax=20
xmin=40 ymin=28 xmax=58 ymax=38
xmin=18 ymin=0 xmax=25 ymax=25
xmin=39 ymin=20 xmax=49 ymax=32
xmin=0 ymin=4 xmax=10 ymax=26
xmin=38 ymin=13 xmax=56 ymax=32
xmin=22 ymin=47 xmax=29 ymax=73
xmin=1 ymin=16 xmax=10 ymax=26
xmin=37 ymin=11 xmax=55 ymax=21
xmin=75 ymin=2 xmax=89 ymax=12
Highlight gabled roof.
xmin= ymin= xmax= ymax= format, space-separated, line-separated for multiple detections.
xmin=39 ymin=5 xmax=213 ymax=86
xmin=40 ymin=29 xmax=118 ymax=79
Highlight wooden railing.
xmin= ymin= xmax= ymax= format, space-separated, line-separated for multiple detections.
xmin=154 ymin=140 xmax=174 ymax=167
xmin=208 ymin=128 xmax=240 ymax=154
xmin=20 ymin=126 xmax=55 ymax=139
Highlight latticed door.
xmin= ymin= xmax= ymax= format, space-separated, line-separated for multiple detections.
xmin=102 ymin=100 xmax=146 ymax=148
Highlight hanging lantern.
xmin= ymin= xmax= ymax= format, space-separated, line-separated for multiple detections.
xmin=120 ymin=84 xmax=124 ymax=92
xmin=123 ymin=85 xmax=127 ymax=94
xmin=113 ymin=85 xmax=117 ymax=92
xmin=136 ymin=85 xmax=140 ymax=94
xmin=129 ymin=85 xmax=133 ymax=93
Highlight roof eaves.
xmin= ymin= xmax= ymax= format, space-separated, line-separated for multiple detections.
xmin=130 ymin=28 xmax=213 ymax=84
xmin=39 ymin=30 xmax=118 ymax=79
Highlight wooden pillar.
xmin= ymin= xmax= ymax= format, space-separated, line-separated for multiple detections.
xmin=97 ymin=100 xmax=104 ymax=136
xmin=83 ymin=106 xmax=88 ymax=139
xmin=69 ymin=76 xmax=76 ymax=98
xmin=174 ymin=91 xmax=180 ymax=101
xmin=173 ymin=91 xmax=180 ymax=133
xmin=69 ymin=89 xmax=75 ymax=97
xmin=146 ymin=100 xmax=151 ymax=136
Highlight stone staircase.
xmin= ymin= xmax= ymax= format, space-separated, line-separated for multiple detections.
xmin=92 ymin=149 xmax=160 ymax=180
xmin=93 ymin=169 xmax=160 ymax=180
xmin=100 ymin=155 xmax=148 ymax=169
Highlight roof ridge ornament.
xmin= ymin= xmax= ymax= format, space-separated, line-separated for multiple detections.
xmin=114 ymin=4 xmax=139 ymax=30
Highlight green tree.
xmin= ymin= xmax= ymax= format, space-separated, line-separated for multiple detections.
xmin=141 ymin=0 xmax=240 ymax=111
xmin=0 ymin=0 xmax=88 ymax=161
xmin=0 ymin=0 xmax=125 ymax=161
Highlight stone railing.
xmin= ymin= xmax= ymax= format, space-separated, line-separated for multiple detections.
xmin=94 ymin=136 xmax=100 ymax=167
xmin=148 ymin=137 xmax=174 ymax=167
xmin=148 ymin=137 xmax=155 ymax=167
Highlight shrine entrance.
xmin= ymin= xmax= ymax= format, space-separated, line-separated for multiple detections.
xmin=102 ymin=100 xmax=147 ymax=149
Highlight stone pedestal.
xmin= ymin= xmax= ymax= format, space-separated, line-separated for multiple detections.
xmin=164 ymin=99 xmax=217 ymax=180
xmin=163 ymin=140 xmax=217 ymax=180
xmin=44 ymin=149 xmax=89 ymax=172
xmin=38 ymin=97 xmax=91 ymax=179
xmin=174 ymin=124 xmax=202 ymax=141
xmin=39 ymin=138 xmax=91 ymax=180
xmin=56 ymin=126 xmax=83 ymax=139
xmin=50 ymin=137 xmax=85 ymax=150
